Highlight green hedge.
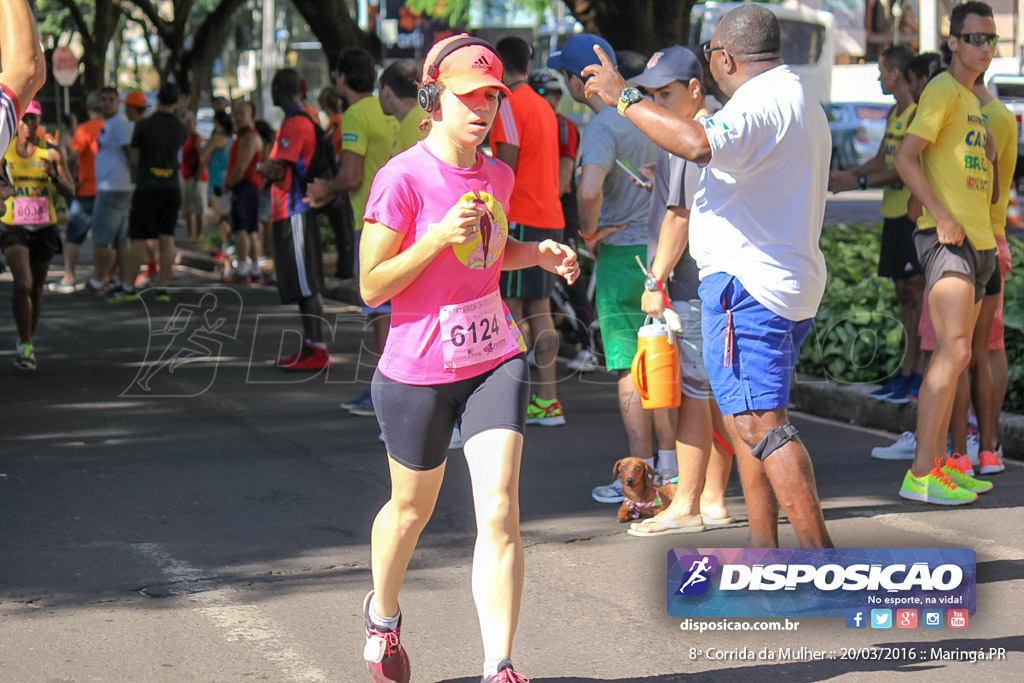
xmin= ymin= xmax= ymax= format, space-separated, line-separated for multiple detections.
xmin=797 ymin=223 xmax=1024 ymax=413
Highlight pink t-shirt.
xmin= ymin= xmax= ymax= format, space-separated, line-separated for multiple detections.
xmin=364 ymin=141 xmax=523 ymax=385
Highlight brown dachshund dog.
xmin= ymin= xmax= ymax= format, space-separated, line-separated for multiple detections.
xmin=613 ymin=457 xmax=674 ymax=522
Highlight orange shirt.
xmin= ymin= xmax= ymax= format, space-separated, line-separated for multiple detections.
xmin=227 ymin=127 xmax=263 ymax=187
xmin=70 ymin=119 xmax=105 ymax=197
xmin=489 ymin=84 xmax=563 ymax=229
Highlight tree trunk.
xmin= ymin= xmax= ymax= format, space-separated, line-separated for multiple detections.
xmin=57 ymin=0 xmax=122 ymax=92
xmin=177 ymin=0 xmax=248 ymax=110
xmin=289 ymin=0 xmax=373 ymax=68
xmin=561 ymin=0 xmax=697 ymax=57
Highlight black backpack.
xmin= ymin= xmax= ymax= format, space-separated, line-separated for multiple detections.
xmin=288 ymin=110 xmax=339 ymax=192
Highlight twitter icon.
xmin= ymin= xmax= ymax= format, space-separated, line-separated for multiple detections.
xmin=871 ymin=609 xmax=892 ymax=629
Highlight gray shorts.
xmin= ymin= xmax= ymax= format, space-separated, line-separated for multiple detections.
xmin=672 ymin=299 xmax=712 ymax=400
xmin=181 ymin=177 xmax=207 ymax=215
xmin=913 ymin=229 xmax=998 ymax=303
xmin=92 ymin=190 xmax=131 ymax=248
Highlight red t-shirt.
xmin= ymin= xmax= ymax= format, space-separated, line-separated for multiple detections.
xmin=270 ymin=111 xmax=317 ymax=222
xmin=556 ymin=112 xmax=579 ymax=161
xmin=70 ymin=119 xmax=105 ymax=197
xmin=181 ymin=133 xmax=209 ymax=182
xmin=489 ymin=85 xmax=564 ymax=229
xmin=228 ymin=127 xmax=263 ymax=188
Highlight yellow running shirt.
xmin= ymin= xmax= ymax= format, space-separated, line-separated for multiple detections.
xmin=880 ymin=102 xmax=915 ymax=219
xmin=906 ymin=71 xmax=994 ymax=250
xmin=341 ymin=96 xmax=398 ymax=229
xmin=2 ymin=142 xmax=57 ymax=227
xmin=981 ymin=97 xmax=1018 ymax=237
xmin=394 ymin=106 xmax=429 ymax=155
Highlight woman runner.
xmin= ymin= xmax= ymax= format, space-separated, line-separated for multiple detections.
xmin=359 ymin=35 xmax=579 ymax=683
xmin=1 ymin=100 xmax=74 ymax=369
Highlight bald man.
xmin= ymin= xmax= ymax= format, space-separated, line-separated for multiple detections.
xmin=584 ymin=4 xmax=833 ymax=548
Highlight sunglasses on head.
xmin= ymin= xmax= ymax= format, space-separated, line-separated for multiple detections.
xmin=956 ymin=32 xmax=998 ymax=48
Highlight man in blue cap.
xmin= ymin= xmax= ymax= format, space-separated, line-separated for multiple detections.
xmin=623 ymin=46 xmax=736 ymax=537
xmin=550 ymin=35 xmax=662 ymax=504
xmin=582 ymin=4 xmax=834 ymax=549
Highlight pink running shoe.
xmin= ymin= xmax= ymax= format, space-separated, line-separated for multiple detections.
xmin=363 ymin=591 xmax=410 ymax=683
xmin=482 ymin=667 xmax=530 ymax=683
xmin=978 ymin=450 xmax=1005 ymax=475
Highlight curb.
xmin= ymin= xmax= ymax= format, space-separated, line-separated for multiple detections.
xmin=177 ymin=247 xmax=359 ymax=305
xmin=790 ymin=375 xmax=1024 ymax=459
xmin=180 ymin=247 xmax=1024 ymax=458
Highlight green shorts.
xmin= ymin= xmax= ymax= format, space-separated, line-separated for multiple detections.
xmin=595 ymin=244 xmax=647 ymax=371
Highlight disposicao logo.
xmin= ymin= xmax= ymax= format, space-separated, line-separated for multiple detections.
xmin=667 ymin=548 xmax=975 ymax=619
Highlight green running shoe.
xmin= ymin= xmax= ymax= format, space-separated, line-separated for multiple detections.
xmin=899 ymin=460 xmax=978 ymax=505
xmin=940 ymin=459 xmax=993 ymax=494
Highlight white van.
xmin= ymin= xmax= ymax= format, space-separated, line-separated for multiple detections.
xmin=689 ymin=1 xmax=835 ymax=103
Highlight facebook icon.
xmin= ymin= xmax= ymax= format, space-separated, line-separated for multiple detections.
xmin=846 ymin=609 xmax=867 ymax=629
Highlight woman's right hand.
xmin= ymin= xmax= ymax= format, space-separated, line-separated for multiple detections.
xmin=430 ymin=200 xmax=486 ymax=248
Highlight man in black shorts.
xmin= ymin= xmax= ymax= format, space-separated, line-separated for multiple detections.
xmin=258 ymin=69 xmax=331 ymax=371
xmin=112 ymin=82 xmax=188 ymax=303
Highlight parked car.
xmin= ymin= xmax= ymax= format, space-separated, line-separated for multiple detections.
xmin=825 ymin=102 xmax=891 ymax=170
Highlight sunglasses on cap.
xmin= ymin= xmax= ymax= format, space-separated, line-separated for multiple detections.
xmin=955 ymin=32 xmax=998 ymax=48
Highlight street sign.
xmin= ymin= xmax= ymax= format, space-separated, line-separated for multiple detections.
xmin=53 ymin=47 xmax=79 ymax=87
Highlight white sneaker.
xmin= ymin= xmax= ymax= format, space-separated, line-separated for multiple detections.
xmin=567 ymin=349 xmax=600 ymax=373
xmin=870 ymin=431 xmax=916 ymax=460
xmin=967 ymin=433 xmax=980 ymax=466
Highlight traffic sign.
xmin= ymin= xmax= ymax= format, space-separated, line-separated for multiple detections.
xmin=53 ymin=47 xmax=79 ymax=87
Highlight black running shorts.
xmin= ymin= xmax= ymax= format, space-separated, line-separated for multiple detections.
xmin=372 ymin=354 xmax=530 ymax=471
xmin=272 ymin=212 xmax=324 ymax=304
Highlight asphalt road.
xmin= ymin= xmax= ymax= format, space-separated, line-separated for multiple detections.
xmin=0 ymin=268 xmax=1021 ymax=682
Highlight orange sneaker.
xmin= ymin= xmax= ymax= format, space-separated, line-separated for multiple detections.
xmin=978 ymin=450 xmax=1005 ymax=475
xmin=947 ymin=452 xmax=974 ymax=477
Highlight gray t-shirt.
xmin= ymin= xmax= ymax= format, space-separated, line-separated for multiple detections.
xmin=579 ymin=106 xmax=659 ymax=246
xmin=647 ymin=148 xmax=701 ymax=301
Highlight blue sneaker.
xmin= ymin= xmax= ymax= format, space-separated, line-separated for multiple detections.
xmin=886 ymin=372 xmax=921 ymax=404
xmin=870 ymin=375 xmax=904 ymax=401
xmin=341 ymin=388 xmax=371 ymax=412
xmin=592 ymin=480 xmax=623 ymax=503
xmin=347 ymin=390 xmax=375 ymax=417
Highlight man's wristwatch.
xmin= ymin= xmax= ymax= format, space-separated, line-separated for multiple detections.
xmin=617 ymin=86 xmax=643 ymax=115
xmin=857 ymin=174 xmax=868 ymax=190
xmin=644 ymin=275 xmax=662 ymax=292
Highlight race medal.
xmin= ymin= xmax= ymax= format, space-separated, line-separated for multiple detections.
xmin=440 ymin=290 xmax=525 ymax=370
xmin=450 ymin=190 xmax=507 ymax=270
xmin=13 ymin=197 xmax=50 ymax=226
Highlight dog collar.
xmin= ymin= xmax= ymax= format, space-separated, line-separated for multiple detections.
xmin=626 ymin=497 xmax=661 ymax=519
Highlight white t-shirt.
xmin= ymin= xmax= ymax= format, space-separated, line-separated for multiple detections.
xmin=95 ymin=114 xmax=134 ymax=192
xmin=690 ymin=65 xmax=829 ymax=321
xmin=0 ymin=85 xmax=18 ymax=155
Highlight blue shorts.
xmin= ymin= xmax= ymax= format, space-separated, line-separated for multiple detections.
xmin=65 ymin=196 xmax=95 ymax=245
xmin=699 ymin=272 xmax=812 ymax=416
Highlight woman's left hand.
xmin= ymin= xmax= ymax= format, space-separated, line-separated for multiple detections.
xmin=537 ymin=239 xmax=580 ymax=285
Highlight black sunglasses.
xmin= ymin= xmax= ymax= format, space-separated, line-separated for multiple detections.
xmin=702 ymin=42 xmax=727 ymax=59
xmin=955 ymin=32 xmax=998 ymax=48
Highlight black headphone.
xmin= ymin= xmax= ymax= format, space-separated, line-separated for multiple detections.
xmin=418 ymin=36 xmax=498 ymax=113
